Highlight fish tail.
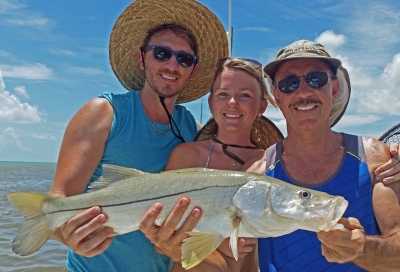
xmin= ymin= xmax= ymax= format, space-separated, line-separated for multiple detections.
xmin=7 ymin=192 xmax=55 ymax=256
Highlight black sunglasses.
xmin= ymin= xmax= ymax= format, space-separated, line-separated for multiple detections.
xmin=219 ymin=57 xmax=262 ymax=69
xmin=142 ymin=45 xmax=197 ymax=68
xmin=277 ymin=71 xmax=334 ymax=93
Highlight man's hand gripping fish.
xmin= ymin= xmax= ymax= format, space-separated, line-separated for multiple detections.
xmin=7 ymin=165 xmax=348 ymax=269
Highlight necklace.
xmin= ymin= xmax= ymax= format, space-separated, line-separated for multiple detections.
xmin=144 ymin=107 xmax=174 ymax=137
xmin=213 ymin=138 xmax=257 ymax=165
xmin=149 ymin=121 xmax=171 ymax=136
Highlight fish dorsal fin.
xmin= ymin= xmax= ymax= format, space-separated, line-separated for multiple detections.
xmin=229 ymin=217 xmax=240 ymax=261
xmin=88 ymin=164 xmax=145 ymax=192
xmin=181 ymin=232 xmax=225 ymax=269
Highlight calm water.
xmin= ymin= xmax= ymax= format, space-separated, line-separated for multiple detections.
xmin=0 ymin=161 xmax=67 ymax=272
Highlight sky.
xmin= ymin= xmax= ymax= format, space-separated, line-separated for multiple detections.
xmin=0 ymin=0 xmax=399 ymax=163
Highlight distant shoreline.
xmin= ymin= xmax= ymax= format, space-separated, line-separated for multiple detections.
xmin=0 ymin=160 xmax=56 ymax=164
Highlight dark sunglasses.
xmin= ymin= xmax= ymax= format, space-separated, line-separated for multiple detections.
xmin=219 ymin=57 xmax=262 ymax=69
xmin=142 ymin=45 xmax=197 ymax=68
xmin=277 ymin=71 xmax=334 ymax=93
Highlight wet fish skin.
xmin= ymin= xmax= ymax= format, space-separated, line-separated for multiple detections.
xmin=7 ymin=164 xmax=348 ymax=269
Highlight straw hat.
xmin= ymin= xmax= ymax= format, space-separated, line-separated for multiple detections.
xmin=109 ymin=0 xmax=228 ymax=103
xmin=195 ymin=116 xmax=284 ymax=150
xmin=263 ymin=40 xmax=351 ymax=127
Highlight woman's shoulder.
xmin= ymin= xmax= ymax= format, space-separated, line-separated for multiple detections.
xmin=166 ymin=140 xmax=213 ymax=170
xmin=172 ymin=140 xmax=211 ymax=155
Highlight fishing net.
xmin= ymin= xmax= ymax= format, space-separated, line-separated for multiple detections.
xmin=378 ymin=123 xmax=400 ymax=146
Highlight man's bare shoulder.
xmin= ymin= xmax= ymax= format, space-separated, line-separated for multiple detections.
xmin=362 ymin=137 xmax=391 ymax=172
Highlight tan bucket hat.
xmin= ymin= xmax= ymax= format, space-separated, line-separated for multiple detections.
xmin=109 ymin=0 xmax=228 ymax=103
xmin=195 ymin=116 xmax=284 ymax=150
xmin=263 ymin=40 xmax=351 ymax=127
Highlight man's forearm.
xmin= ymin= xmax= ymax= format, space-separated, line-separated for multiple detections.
xmin=354 ymin=234 xmax=400 ymax=271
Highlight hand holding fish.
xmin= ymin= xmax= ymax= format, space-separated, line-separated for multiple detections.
xmin=317 ymin=217 xmax=366 ymax=264
xmin=217 ymin=237 xmax=257 ymax=259
xmin=57 ymin=206 xmax=114 ymax=257
xmin=139 ymin=197 xmax=202 ymax=262
xmin=375 ymin=143 xmax=400 ymax=184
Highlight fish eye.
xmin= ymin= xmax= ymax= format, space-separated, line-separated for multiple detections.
xmin=299 ymin=190 xmax=311 ymax=199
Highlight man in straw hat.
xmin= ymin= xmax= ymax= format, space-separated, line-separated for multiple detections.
xmin=48 ymin=0 xmax=228 ymax=271
xmin=245 ymin=39 xmax=400 ymax=271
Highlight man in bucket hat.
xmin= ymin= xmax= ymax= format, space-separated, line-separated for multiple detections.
xmin=48 ymin=0 xmax=227 ymax=271
xmin=246 ymin=40 xmax=400 ymax=271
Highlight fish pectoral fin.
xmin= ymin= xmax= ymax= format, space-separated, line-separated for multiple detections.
xmin=229 ymin=217 xmax=240 ymax=261
xmin=88 ymin=164 xmax=145 ymax=192
xmin=181 ymin=232 xmax=225 ymax=270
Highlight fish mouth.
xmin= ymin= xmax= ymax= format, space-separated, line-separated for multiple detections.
xmin=304 ymin=197 xmax=349 ymax=232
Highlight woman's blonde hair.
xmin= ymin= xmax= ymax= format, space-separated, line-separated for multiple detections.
xmin=210 ymin=57 xmax=277 ymax=107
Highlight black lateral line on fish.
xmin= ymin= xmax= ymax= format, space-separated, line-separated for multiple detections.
xmin=45 ymin=184 xmax=241 ymax=215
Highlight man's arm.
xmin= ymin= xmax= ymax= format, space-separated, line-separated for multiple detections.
xmin=49 ymin=98 xmax=114 ymax=257
xmin=375 ymin=143 xmax=400 ymax=184
xmin=318 ymin=138 xmax=400 ymax=271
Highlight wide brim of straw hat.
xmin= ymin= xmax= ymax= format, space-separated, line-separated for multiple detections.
xmin=264 ymin=58 xmax=351 ymax=128
xmin=195 ymin=116 xmax=284 ymax=150
xmin=109 ymin=0 xmax=228 ymax=103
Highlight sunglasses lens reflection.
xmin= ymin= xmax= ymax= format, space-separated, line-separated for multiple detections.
xmin=153 ymin=47 xmax=171 ymax=61
xmin=152 ymin=46 xmax=195 ymax=67
xmin=305 ymin=72 xmax=328 ymax=88
xmin=278 ymin=72 xmax=329 ymax=93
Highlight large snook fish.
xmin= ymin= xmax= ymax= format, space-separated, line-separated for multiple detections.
xmin=8 ymin=165 xmax=348 ymax=269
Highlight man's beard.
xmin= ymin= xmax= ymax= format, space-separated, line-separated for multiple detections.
xmin=144 ymin=67 xmax=189 ymax=98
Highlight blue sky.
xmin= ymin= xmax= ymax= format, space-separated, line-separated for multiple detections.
xmin=0 ymin=0 xmax=399 ymax=163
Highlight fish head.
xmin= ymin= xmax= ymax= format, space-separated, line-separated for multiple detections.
xmin=233 ymin=179 xmax=348 ymax=237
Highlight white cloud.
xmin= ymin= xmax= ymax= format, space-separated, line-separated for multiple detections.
xmin=381 ymin=52 xmax=400 ymax=89
xmin=335 ymin=1 xmax=400 ymax=69
xmin=0 ymin=127 xmax=33 ymax=153
xmin=48 ymin=49 xmax=77 ymax=56
xmin=0 ymin=50 xmax=12 ymax=58
xmin=356 ymin=52 xmax=400 ymax=115
xmin=0 ymin=71 xmax=42 ymax=123
xmin=335 ymin=114 xmax=382 ymax=128
xmin=314 ymin=27 xmax=400 ymax=116
xmin=238 ymin=27 xmax=270 ymax=32
xmin=66 ymin=66 xmax=104 ymax=76
xmin=315 ymin=30 xmax=346 ymax=53
xmin=0 ymin=0 xmax=25 ymax=14
xmin=0 ymin=63 xmax=52 ymax=80
xmin=0 ymin=0 xmax=53 ymax=29
xmin=32 ymin=134 xmax=56 ymax=140
xmin=14 ymin=85 xmax=29 ymax=99
xmin=5 ymin=15 xmax=51 ymax=28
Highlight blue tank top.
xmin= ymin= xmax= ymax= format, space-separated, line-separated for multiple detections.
xmin=258 ymin=133 xmax=377 ymax=272
xmin=66 ymin=91 xmax=197 ymax=272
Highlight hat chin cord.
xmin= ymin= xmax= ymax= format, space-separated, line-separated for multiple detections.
xmin=159 ymin=95 xmax=185 ymax=143
xmin=140 ymin=50 xmax=191 ymax=143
